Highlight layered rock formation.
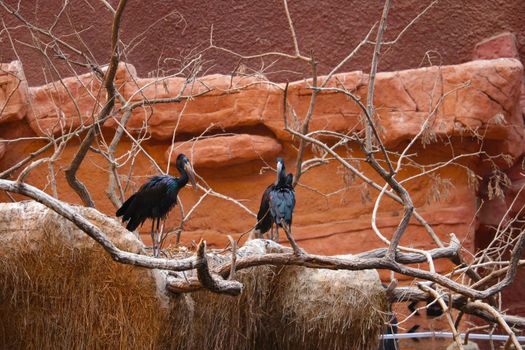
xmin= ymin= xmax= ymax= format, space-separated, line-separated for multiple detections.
xmin=27 ymin=62 xmax=136 ymax=136
xmin=168 ymin=134 xmax=282 ymax=168
xmin=0 ymin=56 xmax=524 ymax=285
xmin=0 ymin=61 xmax=27 ymax=124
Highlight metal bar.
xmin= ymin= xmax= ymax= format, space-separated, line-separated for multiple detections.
xmin=380 ymin=331 xmax=525 ymax=342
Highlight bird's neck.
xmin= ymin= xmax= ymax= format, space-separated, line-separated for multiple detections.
xmin=276 ymin=169 xmax=287 ymax=187
xmin=176 ymin=166 xmax=189 ymax=187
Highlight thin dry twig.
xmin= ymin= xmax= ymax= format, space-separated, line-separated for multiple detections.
xmin=420 ymin=284 xmax=464 ymax=350
xmin=227 ymin=235 xmax=237 ymax=280
xmin=471 ymin=300 xmax=522 ymax=350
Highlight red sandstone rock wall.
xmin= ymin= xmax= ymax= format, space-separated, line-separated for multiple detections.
xmin=1 ymin=55 xmax=523 ymax=273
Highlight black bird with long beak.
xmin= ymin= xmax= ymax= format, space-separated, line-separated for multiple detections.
xmin=255 ymin=158 xmax=303 ymax=255
xmin=116 ymin=153 xmax=197 ymax=256
xmin=254 ymin=172 xmax=293 ymax=239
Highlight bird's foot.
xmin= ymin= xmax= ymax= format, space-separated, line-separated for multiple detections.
xmin=292 ymin=246 xmax=306 ymax=256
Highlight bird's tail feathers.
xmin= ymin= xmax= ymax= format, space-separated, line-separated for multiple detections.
xmin=126 ymin=216 xmax=142 ymax=231
xmin=116 ymin=194 xmax=135 ymax=218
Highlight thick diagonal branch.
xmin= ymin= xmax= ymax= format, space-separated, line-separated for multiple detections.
xmin=65 ymin=0 xmax=127 ymax=207
xmin=0 ymin=179 xmax=199 ymax=272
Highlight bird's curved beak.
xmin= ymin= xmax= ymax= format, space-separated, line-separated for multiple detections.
xmin=275 ymin=161 xmax=283 ymax=185
xmin=184 ymin=161 xmax=198 ymax=191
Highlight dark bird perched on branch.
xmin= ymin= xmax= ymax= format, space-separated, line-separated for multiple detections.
xmin=254 ymin=172 xmax=293 ymax=239
xmin=408 ymin=296 xmax=444 ymax=317
xmin=254 ymin=158 xmax=303 ymax=255
xmin=116 ymin=153 xmax=197 ymax=257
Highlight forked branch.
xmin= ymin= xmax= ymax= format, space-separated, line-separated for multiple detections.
xmin=64 ymin=0 xmax=128 ymax=207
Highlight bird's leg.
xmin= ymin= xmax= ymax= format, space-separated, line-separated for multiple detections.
xmin=156 ymin=218 xmax=162 ymax=257
xmin=150 ymin=220 xmax=156 ymax=257
xmin=282 ymin=223 xmax=304 ymax=256
xmin=274 ymin=224 xmax=279 ymax=242
xmin=159 ymin=220 xmax=162 ymax=256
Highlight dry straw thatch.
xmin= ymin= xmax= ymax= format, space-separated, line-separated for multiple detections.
xmin=264 ymin=265 xmax=387 ymax=350
xmin=0 ymin=201 xmax=386 ymax=350
xmin=0 ymin=201 xmax=194 ymax=349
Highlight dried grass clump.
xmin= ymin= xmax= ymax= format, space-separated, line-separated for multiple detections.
xmin=169 ymin=240 xmax=275 ymax=350
xmin=187 ymin=265 xmax=274 ymax=349
xmin=263 ymin=263 xmax=387 ymax=350
xmin=170 ymin=241 xmax=386 ymax=350
xmin=0 ymin=201 xmax=191 ymax=350
xmin=0 ymin=202 xmax=386 ymax=350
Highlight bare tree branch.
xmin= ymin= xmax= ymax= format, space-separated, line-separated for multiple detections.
xmin=389 ymin=287 xmax=525 ymax=329
xmin=0 ymin=179 xmax=199 ymax=271
xmin=195 ymin=240 xmax=242 ymax=296
xmin=420 ymin=284 xmax=464 ymax=350
xmin=470 ymin=300 xmax=522 ymax=350
xmin=64 ymin=0 xmax=127 ymax=207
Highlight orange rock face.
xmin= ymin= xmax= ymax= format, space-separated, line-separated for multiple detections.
xmin=0 ymin=61 xmax=28 ymax=124
xmin=108 ymin=74 xmax=273 ymax=140
xmin=474 ymin=32 xmax=525 ymax=123
xmin=0 ymin=58 xmax=524 ymax=287
xmin=283 ymin=59 xmax=524 ymax=155
xmin=26 ymin=63 xmax=136 ymax=136
xmin=167 ymin=134 xmax=282 ymax=168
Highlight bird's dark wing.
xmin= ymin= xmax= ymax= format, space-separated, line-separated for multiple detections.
xmin=269 ymin=187 xmax=295 ymax=226
xmin=285 ymin=173 xmax=293 ymax=187
xmin=116 ymin=176 xmax=178 ymax=231
xmin=255 ymin=184 xmax=274 ymax=234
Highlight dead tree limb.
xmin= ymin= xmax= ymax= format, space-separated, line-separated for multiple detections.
xmin=166 ymin=276 xmax=202 ymax=294
xmin=64 ymin=0 xmax=127 ymax=207
xmin=65 ymin=129 xmax=97 ymax=207
xmin=470 ymin=300 xmax=522 ymax=350
xmin=195 ymin=240 xmax=243 ymax=296
xmin=363 ymin=0 xmax=395 ymax=177
xmin=0 ymin=179 xmax=199 ymax=272
xmin=389 ymin=287 xmax=525 ymax=329
xmin=420 ymin=284 xmax=464 ymax=350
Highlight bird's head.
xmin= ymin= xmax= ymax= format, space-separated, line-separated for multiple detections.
xmin=177 ymin=154 xmax=197 ymax=191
